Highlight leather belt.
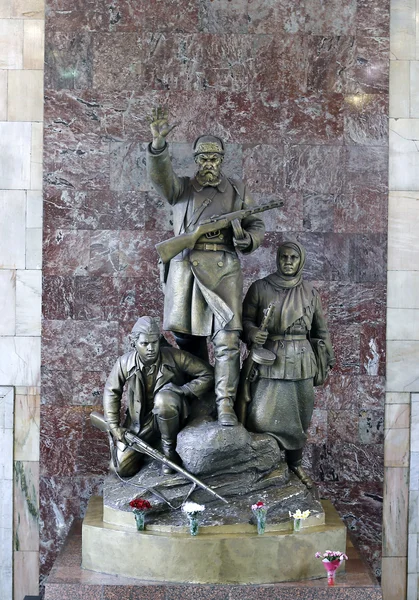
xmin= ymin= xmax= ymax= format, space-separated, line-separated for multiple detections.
xmin=194 ymin=243 xmax=234 ymax=252
xmin=269 ymin=334 xmax=307 ymax=341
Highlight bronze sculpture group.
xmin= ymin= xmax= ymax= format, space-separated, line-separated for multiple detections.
xmin=100 ymin=107 xmax=335 ymax=492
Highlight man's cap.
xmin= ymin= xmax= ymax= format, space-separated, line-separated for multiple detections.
xmin=193 ymin=135 xmax=224 ymax=156
xmin=131 ymin=316 xmax=160 ymax=336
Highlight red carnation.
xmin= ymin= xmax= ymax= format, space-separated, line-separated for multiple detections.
xmin=129 ymin=498 xmax=151 ymax=511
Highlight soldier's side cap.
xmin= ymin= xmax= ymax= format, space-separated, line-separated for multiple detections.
xmin=131 ymin=316 xmax=160 ymax=336
xmin=193 ymin=135 xmax=225 ymax=155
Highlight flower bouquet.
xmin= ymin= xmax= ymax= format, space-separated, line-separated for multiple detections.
xmin=129 ymin=498 xmax=151 ymax=531
xmin=315 ymin=550 xmax=348 ymax=586
xmin=289 ymin=508 xmax=310 ymax=532
xmin=182 ymin=502 xmax=205 ymax=536
xmin=251 ymin=501 xmax=268 ymax=535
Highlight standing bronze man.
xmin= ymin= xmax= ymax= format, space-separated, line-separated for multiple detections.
xmin=146 ymin=107 xmax=265 ymax=427
xmin=103 ymin=316 xmax=214 ymax=476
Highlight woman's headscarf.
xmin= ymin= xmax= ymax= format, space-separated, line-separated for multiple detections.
xmin=264 ymin=241 xmax=315 ymax=332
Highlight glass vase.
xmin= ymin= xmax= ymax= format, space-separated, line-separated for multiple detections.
xmin=134 ymin=510 xmax=145 ymax=531
xmin=322 ymin=559 xmax=341 ymax=586
xmin=256 ymin=513 xmax=266 ymax=535
xmin=188 ymin=515 xmax=199 ymax=536
xmin=293 ymin=518 xmax=302 ymax=532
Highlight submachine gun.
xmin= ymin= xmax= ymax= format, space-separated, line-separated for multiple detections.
xmin=90 ymin=411 xmax=228 ymax=504
xmin=236 ymin=303 xmax=276 ymax=426
xmin=155 ymin=199 xmax=283 ymax=264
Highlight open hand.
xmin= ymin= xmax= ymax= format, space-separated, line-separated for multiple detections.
xmin=147 ymin=106 xmax=177 ymax=151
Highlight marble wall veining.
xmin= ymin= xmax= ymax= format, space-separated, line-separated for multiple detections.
xmin=41 ymin=0 xmax=389 ymax=581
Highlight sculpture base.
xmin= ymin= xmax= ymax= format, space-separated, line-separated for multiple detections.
xmin=82 ymin=496 xmax=346 ymax=584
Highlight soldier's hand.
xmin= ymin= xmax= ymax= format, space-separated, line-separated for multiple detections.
xmin=147 ymin=106 xmax=177 ymax=151
xmin=249 ymin=329 xmax=268 ymax=345
xmin=233 ymin=230 xmax=252 ymax=251
xmin=109 ymin=426 xmax=127 ymax=443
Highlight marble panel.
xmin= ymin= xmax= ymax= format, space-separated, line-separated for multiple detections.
xmin=44 ymin=131 xmax=110 ymax=190
xmin=0 ymin=428 xmax=13 ymax=479
xmin=0 ymin=337 xmax=41 ymax=386
xmin=387 ymin=341 xmax=419 ymax=392
xmin=27 ymin=190 xmax=43 ymax=228
xmin=0 ymin=19 xmax=23 ymax=68
xmin=407 ymin=533 xmax=418 ymax=574
xmin=382 ymin=466 xmax=409 ymax=556
xmin=16 ymin=270 xmax=41 ymax=336
xmin=390 ymin=118 xmax=419 ymax=190
xmin=315 ymin=373 xmax=385 ymax=411
xmin=251 ymin=34 xmax=308 ymax=95
xmin=328 ymin=281 xmax=386 ymax=326
xmin=390 ymin=0 xmax=416 ymax=60
xmin=0 ymin=513 xmax=12 ymax=600
xmin=410 ymin=61 xmax=419 ymax=117
xmin=409 ymin=492 xmax=419 ymax=535
xmin=26 ymin=227 xmax=42 ymax=269
xmin=360 ymin=322 xmax=386 ymax=377
xmin=45 ymin=30 xmax=93 ymax=89
xmin=118 ymin=230 xmax=162 ymax=278
xmin=306 ymin=408 xmax=327 ymax=445
xmin=23 ymin=19 xmax=44 ymax=69
xmin=384 ymin=428 xmax=410 ymax=467
xmin=335 ymin=189 xmax=387 ymax=234
xmin=0 ymin=70 xmax=6 ymax=119
xmin=14 ymin=461 xmax=39 ymax=551
xmin=0 ymin=270 xmax=15 ymax=335
xmin=40 ymin=405 xmax=84 ymax=477
xmin=42 ymin=276 xmax=74 ymax=320
xmin=305 ymin=0 xmax=356 ymax=35
xmin=0 ymin=123 xmax=31 ymax=189
xmin=412 ymin=401 xmax=419 ymax=452
xmin=242 ymin=145 xmax=285 ymax=194
xmin=198 ymin=0 xmax=248 ymax=33
xmin=285 ymin=145 xmax=346 ymax=194
xmin=385 ymin=403 xmax=410 ymax=429
xmin=302 ymin=193 xmax=335 ymax=232
xmin=30 ymin=121 xmax=43 ymax=190
xmin=0 ymin=0 xmax=11 ymax=17
xmin=346 ymin=146 xmax=388 ymax=194
xmin=328 ymin=409 xmax=359 ymax=443
xmin=7 ymin=69 xmax=43 ymax=121
xmin=323 ymin=233 xmax=351 ymax=281
xmin=356 ymin=0 xmax=390 ymax=37
xmin=310 ymin=440 xmax=383 ymax=483
xmin=388 ymin=271 xmax=419 ymax=308
xmin=14 ymin=391 xmax=40 ymax=461
xmin=256 ymin=192 xmax=303 ymax=233
xmin=247 ymin=0 xmax=305 ymax=34
xmin=389 ymin=60 xmax=410 ymax=117
xmin=386 ymin=391 xmax=410 ymax=404
xmin=88 ymin=230 xmax=120 ymax=276
xmin=381 ymin=557 xmax=407 ymax=600
xmin=407 ymin=572 xmax=419 ymax=600
xmin=74 ymin=276 xmax=120 ymax=321
xmin=13 ymin=551 xmax=39 ymax=599
xmin=42 ymin=320 xmax=118 ymax=372
xmin=330 ymin=323 xmax=360 ymax=375
xmin=77 ymin=406 xmax=109 ymax=475
xmin=11 ymin=0 xmax=44 ymax=18
xmin=43 ymin=230 xmax=90 ymax=276
xmin=410 ymin=452 xmax=419 ymax=491
xmin=0 ymin=387 xmax=13 ymax=431
xmin=348 ymin=35 xmax=389 ymax=95
xmin=41 ymin=368 xmax=107 ymax=407
xmin=388 ymin=308 xmax=419 ymax=341
xmin=307 ymin=35 xmax=356 ymax=94
xmin=388 ymin=191 xmax=419 ymax=270
xmin=343 ymin=93 xmax=388 ymax=146
xmin=109 ymin=141 xmax=149 ymax=192
xmin=359 ymin=409 xmax=384 ymax=445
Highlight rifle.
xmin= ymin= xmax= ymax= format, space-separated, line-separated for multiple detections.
xmin=90 ymin=411 xmax=228 ymax=505
xmin=236 ymin=304 xmax=276 ymax=426
xmin=155 ymin=199 xmax=283 ymax=264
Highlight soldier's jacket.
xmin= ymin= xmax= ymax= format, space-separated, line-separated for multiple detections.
xmin=147 ymin=144 xmax=265 ymax=336
xmin=103 ymin=346 xmax=214 ymax=434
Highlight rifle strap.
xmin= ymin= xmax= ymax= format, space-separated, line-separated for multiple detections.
xmin=186 ymin=187 xmax=218 ymax=230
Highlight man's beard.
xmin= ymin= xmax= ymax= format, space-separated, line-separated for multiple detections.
xmin=196 ymin=168 xmax=222 ymax=187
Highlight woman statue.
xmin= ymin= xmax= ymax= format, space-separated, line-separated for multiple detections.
xmin=241 ymin=241 xmax=335 ymax=489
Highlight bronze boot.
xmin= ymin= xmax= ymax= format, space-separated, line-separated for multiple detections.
xmin=286 ymin=449 xmax=314 ymax=489
xmin=217 ymin=397 xmax=238 ymax=427
xmin=157 ymin=415 xmax=182 ymax=475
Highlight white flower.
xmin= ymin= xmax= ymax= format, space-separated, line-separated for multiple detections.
xmin=182 ymin=502 xmax=205 ymax=514
xmin=290 ymin=509 xmax=311 ymax=520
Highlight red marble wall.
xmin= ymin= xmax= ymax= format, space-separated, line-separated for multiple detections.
xmin=41 ymin=0 xmax=389 ymax=580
